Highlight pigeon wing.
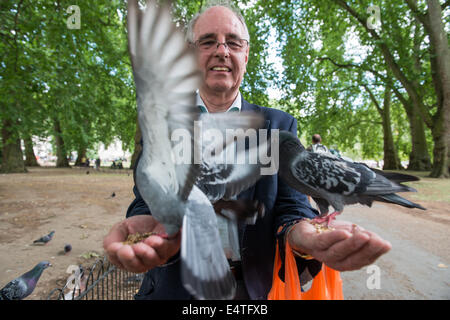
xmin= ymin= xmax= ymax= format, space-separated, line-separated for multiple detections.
xmin=0 ymin=279 xmax=26 ymax=300
xmin=196 ymin=112 xmax=265 ymax=201
xmin=197 ymin=147 xmax=263 ymax=202
xmin=291 ymin=152 xmax=421 ymax=204
xmin=290 ymin=152 xmax=375 ymax=196
xmin=128 ymin=0 xmax=202 ymax=200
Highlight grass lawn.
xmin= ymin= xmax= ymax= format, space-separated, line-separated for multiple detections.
xmin=383 ymin=170 xmax=450 ymax=203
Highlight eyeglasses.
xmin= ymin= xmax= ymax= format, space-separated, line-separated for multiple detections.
xmin=192 ymin=38 xmax=249 ymax=52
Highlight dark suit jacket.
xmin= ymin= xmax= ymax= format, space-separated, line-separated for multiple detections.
xmin=126 ymin=97 xmax=320 ymax=300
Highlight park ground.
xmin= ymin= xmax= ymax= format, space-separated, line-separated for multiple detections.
xmin=0 ymin=167 xmax=448 ymax=300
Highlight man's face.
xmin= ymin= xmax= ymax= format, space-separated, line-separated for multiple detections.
xmin=193 ymin=6 xmax=249 ymax=98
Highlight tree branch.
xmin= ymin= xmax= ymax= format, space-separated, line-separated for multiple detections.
xmin=392 ymin=86 xmax=412 ymax=113
xmin=404 ymin=0 xmax=432 ymax=33
xmin=362 ymin=84 xmax=383 ymax=114
xmin=332 ymin=0 xmax=434 ymax=128
xmin=317 ymin=56 xmax=360 ymax=69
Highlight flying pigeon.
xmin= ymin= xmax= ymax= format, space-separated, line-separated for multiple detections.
xmin=127 ymin=0 xmax=264 ymax=299
xmin=33 ymin=231 xmax=55 ymax=245
xmin=0 ymin=261 xmax=52 ymax=300
xmin=195 ymin=112 xmax=269 ymax=222
xmin=278 ymin=131 xmax=425 ymax=226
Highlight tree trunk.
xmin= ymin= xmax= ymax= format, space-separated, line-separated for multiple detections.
xmin=380 ymin=89 xmax=400 ymax=170
xmin=1 ymin=119 xmax=27 ymax=173
xmin=23 ymin=135 xmax=40 ymax=167
xmin=430 ymin=112 xmax=450 ymax=177
xmin=365 ymin=83 xmax=401 ymax=170
xmin=405 ymin=105 xmax=431 ymax=171
xmin=427 ymin=0 xmax=450 ymax=178
xmin=130 ymin=117 xmax=142 ymax=170
xmin=74 ymin=146 xmax=87 ymax=166
xmin=334 ymin=0 xmax=437 ymax=172
xmin=53 ymin=118 xmax=70 ymax=167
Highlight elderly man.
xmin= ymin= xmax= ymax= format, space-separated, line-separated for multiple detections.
xmin=103 ymin=3 xmax=391 ymax=300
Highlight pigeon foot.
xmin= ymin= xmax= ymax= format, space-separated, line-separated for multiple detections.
xmin=311 ymin=211 xmax=341 ymax=228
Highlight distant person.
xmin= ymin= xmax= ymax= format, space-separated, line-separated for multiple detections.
xmin=307 ymin=134 xmax=330 ymax=155
xmin=95 ymin=158 xmax=101 ymax=170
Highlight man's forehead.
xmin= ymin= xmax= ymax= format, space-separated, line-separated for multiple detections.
xmin=197 ymin=32 xmax=241 ymax=40
xmin=193 ymin=6 xmax=246 ymax=39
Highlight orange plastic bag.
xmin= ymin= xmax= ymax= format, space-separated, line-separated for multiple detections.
xmin=268 ymin=236 xmax=343 ymax=300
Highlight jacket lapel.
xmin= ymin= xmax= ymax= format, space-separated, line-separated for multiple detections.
xmin=241 ymin=96 xmax=271 ymax=129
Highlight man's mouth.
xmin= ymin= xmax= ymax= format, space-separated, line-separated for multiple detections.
xmin=211 ymin=66 xmax=231 ymax=72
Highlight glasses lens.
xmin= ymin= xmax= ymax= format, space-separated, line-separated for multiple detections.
xmin=226 ymin=40 xmax=243 ymax=50
xmin=198 ymin=39 xmax=216 ymax=50
xmin=196 ymin=39 xmax=247 ymax=51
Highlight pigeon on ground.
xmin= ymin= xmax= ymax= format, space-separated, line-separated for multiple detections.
xmin=127 ymin=0 xmax=265 ymax=299
xmin=278 ymin=131 xmax=425 ymax=225
xmin=105 ymin=192 xmax=116 ymax=199
xmin=64 ymin=244 xmax=72 ymax=255
xmin=0 ymin=261 xmax=52 ymax=300
xmin=33 ymin=231 xmax=55 ymax=245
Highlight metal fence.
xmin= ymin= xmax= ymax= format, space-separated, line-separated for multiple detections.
xmin=47 ymin=256 xmax=144 ymax=300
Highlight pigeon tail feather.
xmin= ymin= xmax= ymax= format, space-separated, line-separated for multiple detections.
xmin=180 ymin=207 xmax=236 ymax=299
xmin=377 ymin=193 xmax=426 ymax=210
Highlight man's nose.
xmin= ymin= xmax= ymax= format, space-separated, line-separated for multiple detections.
xmin=214 ymin=42 xmax=230 ymax=57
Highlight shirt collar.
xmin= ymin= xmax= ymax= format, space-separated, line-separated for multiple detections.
xmin=196 ymin=91 xmax=241 ymax=113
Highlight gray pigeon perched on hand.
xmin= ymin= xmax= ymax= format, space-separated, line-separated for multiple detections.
xmin=128 ymin=0 xmax=264 ymax=299
xmin=0 ymin=261 xmax=52 ymax=300
xmin=33 ymin=231 xmax=55 ymax=245
xmin=278 ymin=131 xmax=425 ymax=225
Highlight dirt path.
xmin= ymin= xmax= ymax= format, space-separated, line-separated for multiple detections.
xmin=339 ymin=202 xmax=450 ymax=299
xmin=0 ymin=167 xmax=134 ymax=300
xmin=0 ymin=167 xmax=448 ymax=300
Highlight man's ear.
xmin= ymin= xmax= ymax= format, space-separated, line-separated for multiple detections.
xmin=244 ymin=45 xmax=250 ymax=72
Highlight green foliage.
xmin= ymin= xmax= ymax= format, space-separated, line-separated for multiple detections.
xmin=263 ymin=0 xmax=441 ymax=161
xmin=1 ymin=0 xmax=444 ymax=165
xmin=0 ymin=0 xmax=135 ymax=159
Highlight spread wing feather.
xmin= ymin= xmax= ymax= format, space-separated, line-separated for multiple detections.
xmin=127 ymin=0 xmax=202 ymax=199
xmin=196 ymin=112 xmax=266 ymax=201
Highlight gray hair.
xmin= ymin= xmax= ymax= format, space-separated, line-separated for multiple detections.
xmin=185 ymin=0 xmax=250 ymax=43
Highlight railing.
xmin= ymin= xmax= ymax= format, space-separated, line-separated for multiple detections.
xmin=47 ymin=256 xmax=144 ymax=300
